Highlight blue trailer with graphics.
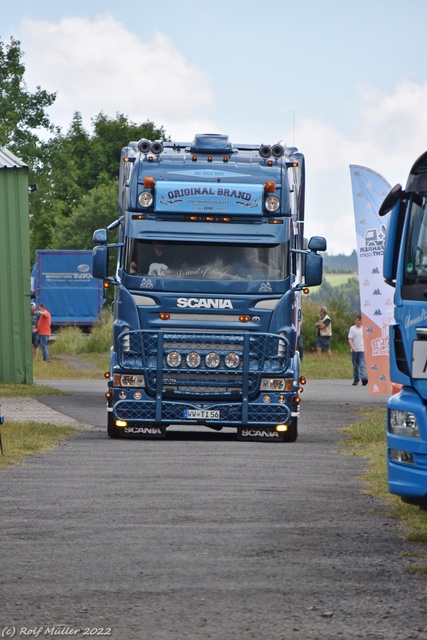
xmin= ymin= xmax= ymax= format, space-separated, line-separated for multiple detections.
xmin=31 ymin=250 xmax=105 ymax=329
xmin=379 ymin=150 xmax=427 ymax=506
xmin=92 ymin=133 xmax=326 ymax=441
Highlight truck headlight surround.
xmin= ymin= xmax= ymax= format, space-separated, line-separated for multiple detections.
xmin=225 ymin=352 xmax=240 ymax=369
xmin=166 ymin=351 xmax=182 ymax=367
xmin=186 ymin=351 xmax=201 ymax=368
xmin=389 ymin=410 xmax=420 ymax=438
xmin=138 ymin=191 xmax=154 ymax=208
xmin=205 ymin=352 xmax=221 ymax=368
xmin=265 ymin=196 xmax=280 ymax=212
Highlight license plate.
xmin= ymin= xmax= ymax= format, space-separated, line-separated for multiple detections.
xmin=412 ymin=341 xmax=427 ymax=378
xmin=184 ymin=409 xmax=220 ymax=420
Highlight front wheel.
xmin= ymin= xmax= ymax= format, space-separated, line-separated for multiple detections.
xmin=282 ymin=417 xmax=298 ymax=443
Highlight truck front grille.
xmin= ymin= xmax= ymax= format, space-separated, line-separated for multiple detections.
xmin=117 ymin=330 xmax=289 ymax=399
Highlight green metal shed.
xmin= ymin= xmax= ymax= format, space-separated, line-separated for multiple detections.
xmin=0 ymin=147 xmax=33 ymax=383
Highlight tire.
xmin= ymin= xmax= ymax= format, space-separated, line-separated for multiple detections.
xmin=282 ymin=417 xmax=298 ymax=443
xmin=107 ymin=412 xmax=121 ymax=438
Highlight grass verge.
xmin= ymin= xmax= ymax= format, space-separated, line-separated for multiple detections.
xmin=343 ymin=408 xmax=427 ymax=574
xmin=0 ymin=421 xmax=79 ymax=469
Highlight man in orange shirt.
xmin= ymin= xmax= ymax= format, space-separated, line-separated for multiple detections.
xmin=37 ymin=303 xmax=52 ymax=362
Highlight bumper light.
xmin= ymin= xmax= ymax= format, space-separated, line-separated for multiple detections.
xmin=167 ymin=351 xmax=182 ymax=367
xmin=389 ymin=410 xmax=420 ymax=438
xmin=389 ymin=449 xmax=415 ymax=465
xmin=276 ymin=424 xmax=288 ymax=432
xmin=225 ymin=352 xmax=240 ymax=369
xmin=205 ymin=352 xmax=221 ymax=368
xmin=186 ymin=352 xmax=201 ymax=368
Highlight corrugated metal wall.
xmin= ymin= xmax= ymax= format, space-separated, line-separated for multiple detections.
xmin=0 ymin=147 xmax=33 ymax=383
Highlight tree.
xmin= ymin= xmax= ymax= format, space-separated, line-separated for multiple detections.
xmin=51 ymin=181 xmax=118 ymax=249
xmin=0 ymin=37 xmax=56 ymax=163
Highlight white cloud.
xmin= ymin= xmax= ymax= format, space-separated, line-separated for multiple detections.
xmin=20 ymin=14 xmax=216 ymax=138
xmin=300 ymin=81 xmax=427 ymax=254
xmin=18 ymin=14 xmax=427 ymax=256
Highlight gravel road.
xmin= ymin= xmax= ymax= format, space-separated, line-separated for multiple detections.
xmin=1 ymin=380 xmax=426 ymax=639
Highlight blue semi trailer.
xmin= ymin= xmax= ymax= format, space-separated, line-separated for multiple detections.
xmin=92 ymin=133 xmax=326 ymax=441
xmin=31 ymin=250 xmax=105 ymax=329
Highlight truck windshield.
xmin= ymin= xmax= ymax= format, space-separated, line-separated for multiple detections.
xmin=403 ymin=194 xmax=427 ymax=294
xmin=125 ymin=239 xmax=288 ymax=281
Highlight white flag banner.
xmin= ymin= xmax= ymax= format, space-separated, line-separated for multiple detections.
xmin=349 ymin=165 xmax=394 ymax=395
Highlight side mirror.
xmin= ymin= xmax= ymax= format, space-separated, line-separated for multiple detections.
xmin=92 ymin=245 xmax=108 ymax=280
xmin=93 ymin=228 xmax=108 ymax=245
xmin=308 ymin=236 xmax=327 ymax=252
xmin=305 ymin=251 xmax=323 ymax=287
xmin=379 ymin=184 xmax=402 ymax=217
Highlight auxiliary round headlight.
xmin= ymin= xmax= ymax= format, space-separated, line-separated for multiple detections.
xmin=186 ymin=352 xmax=201 ymax=368
xmin=138 ymin=191 xmax=154 ymax=208
xmin=265 ymin=196 xmax=280 ymax=212
xmin=225 ymin=352 xmax=240 ymax=369
xmin=205 ymin=352 xmax=221 ymax=368
xmin=166 ymin=351 xmax=182 ymax=367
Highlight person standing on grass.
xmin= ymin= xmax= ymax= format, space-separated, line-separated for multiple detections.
xmin=348 ymin=313 xmax=368 ymax=386
xmin=30 ymin=301 xmax=39 ymax=359
xmin=37 ymin=303 xmax=51 ymax=362
xmin=315 ymin=306 xmax=332 ymax=360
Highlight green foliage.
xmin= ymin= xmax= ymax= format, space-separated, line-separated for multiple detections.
xmin=309 ymin=275 xmax=361 ymax=317
xmin=323 ymin=250 xmax=358 ymax=273
xmin=0 ymin=37 xmax=56 ymax=155
xmin=30 ymin=112 xmax=169 ymax=253
xmin=302 ymin=296 xmax=355 ymax=354
xmin=51 ymin=181 xmax=118 ymax=249
xmin=50 ymin=310 xmax=113 ymax=354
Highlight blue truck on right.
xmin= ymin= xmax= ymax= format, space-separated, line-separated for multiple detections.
xmin=379 ymin=150 xmax=427 ymax=508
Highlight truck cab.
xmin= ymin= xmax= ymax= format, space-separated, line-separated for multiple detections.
xmin=379 ymin=150 xmax=427 ymax=506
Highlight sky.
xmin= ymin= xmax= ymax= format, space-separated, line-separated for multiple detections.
xmin=3 ymin=0 xmax=427 ymax=255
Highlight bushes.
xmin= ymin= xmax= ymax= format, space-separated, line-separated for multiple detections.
xmin=301 ymin=297 xmax=354 ymax=354
xmin=49 ymin=310 xmax=112 ymax=355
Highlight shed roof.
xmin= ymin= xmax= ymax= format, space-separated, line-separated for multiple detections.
xmin=0 ymin=146 xmax=28 ymax=169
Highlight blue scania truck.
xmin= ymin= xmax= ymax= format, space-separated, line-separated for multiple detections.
xmin=92 ymin=133 xmax=326 ymax=441
xmin=379 ymin=150 xmax=427 ymax=505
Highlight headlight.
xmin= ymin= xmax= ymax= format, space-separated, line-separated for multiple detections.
xmin=138 ymin=191 xmax=154 ymax=208
xmin=260 ymin=379 xmax=286 ymax=391
xmin=166 ymin=351 xmax=182 ymax=367
xmin=225 ymin=352 xmax=240 ymax=369
xmin=389 ymin=410 xmax=420 ymax=438
xmin=205 ymin=352 xmax=221 ymax=368
xmin=115 ymin=374 xmax=145 ymax=387
xmin=265 ymin=196 xmax=280 ymax=212
xmin=186 ymin=352 xmax=201 ymax=368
